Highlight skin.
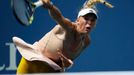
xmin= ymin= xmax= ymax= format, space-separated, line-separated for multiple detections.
xmin=17 ymin=0 xmax=97 ymax=74
xmin=42 ymin=0 xmax=97 ymax=34
xmin=75 ymin=13 xmax=97 ymax=34
xmin=41 ymin=0 xmax=97 ymax=65
xmin=43 ymin=0 xmax=97 ymax=71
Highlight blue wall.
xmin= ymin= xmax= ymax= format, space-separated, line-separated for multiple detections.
xmin=0 ymin=0 xmax=134 ymax=74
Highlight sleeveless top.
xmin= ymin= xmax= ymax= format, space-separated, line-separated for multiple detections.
xmin=13 ymin=25 xmax=89 ymax=71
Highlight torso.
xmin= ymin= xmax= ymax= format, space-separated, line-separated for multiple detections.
xmin=34 ymin=25 xmax=90 ymax=61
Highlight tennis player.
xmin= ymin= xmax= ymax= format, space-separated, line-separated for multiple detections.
xmin=13 ymin=0 xmax=98 ymax=73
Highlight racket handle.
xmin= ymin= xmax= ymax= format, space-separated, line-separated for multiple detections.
xmin=34 ymin=0 xmax=43 ymax=8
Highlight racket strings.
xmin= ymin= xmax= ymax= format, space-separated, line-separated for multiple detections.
xmin=25 ymin=0 xmax=35 ymax=24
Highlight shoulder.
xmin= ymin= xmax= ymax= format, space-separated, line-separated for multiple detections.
xmin=52 ymin=25 xmax=65 ymax=33
xmin=51 ymin=25 xmax=66 ymax=40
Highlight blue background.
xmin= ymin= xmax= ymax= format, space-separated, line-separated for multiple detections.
xmin=0 ymin=0 xmax=134 ymax=74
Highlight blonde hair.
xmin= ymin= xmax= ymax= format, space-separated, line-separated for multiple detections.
xmin=82 ymin=0 xmax=113 ymax=10
xmin=80 ymin=0 xmax=98 ymax=14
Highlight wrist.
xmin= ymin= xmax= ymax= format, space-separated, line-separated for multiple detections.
xmin=48 ymin=2 xmax=53 ymax=9
xmin=42 ymin=0 xmax=53 ymax=9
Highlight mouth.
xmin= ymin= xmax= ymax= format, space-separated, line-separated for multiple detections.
xmin=86 ymin=27 xmax=91 ymax=32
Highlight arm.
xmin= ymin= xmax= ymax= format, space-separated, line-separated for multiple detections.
xmin=42 ymin=0 xmax=75 ymax=31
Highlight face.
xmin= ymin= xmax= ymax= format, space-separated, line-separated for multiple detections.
xmin=76 ymin=13 xmax=97 ymax=34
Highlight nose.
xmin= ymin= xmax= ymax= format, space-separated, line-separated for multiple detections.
xmin=86 ymin=21 xmax=92 ymax=27
xmin=85 ymin=23 xmax=91 ymax=31
xmin=86 ymin=19 xmax=96 ymax=28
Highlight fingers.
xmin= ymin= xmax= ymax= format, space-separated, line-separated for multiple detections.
xmin=42 ymin=0 xmax=50 ymax=3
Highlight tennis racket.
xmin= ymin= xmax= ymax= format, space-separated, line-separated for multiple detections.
xmin=11 ymin=0 xmax=43 ymax=26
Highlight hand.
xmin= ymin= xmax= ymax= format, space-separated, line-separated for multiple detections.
xmin=41 ymin=0 xmax=52 ymax=9
xmin=42 ymin=0 xmax=50 ymax=3
xmin=57 ymin=49 xmax=73 ymax=68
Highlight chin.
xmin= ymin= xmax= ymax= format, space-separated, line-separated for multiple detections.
xmin=86 ymin=31 xmax=91 ymax=34
xmin=79 ymin=30 xmax=90 ymax=34
xmin=81 ymin=31 xmax=89 ymax=34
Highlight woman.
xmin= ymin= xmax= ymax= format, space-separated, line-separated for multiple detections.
xmin=13 ymin=0 xmax=98 ymax=73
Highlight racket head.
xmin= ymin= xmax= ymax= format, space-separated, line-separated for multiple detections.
xmin=11 ymin=0 xmax=35 ymax=26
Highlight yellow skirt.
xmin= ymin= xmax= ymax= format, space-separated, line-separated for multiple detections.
xmin=17 ymin=57 xmax=61 ymax=74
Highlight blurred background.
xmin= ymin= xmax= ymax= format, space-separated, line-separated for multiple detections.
xmin=0 ymin=0 xmax=134 ymax=74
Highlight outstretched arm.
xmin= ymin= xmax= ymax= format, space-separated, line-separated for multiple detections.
xmin=42 ymin=0 xmax=75 ymax=31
